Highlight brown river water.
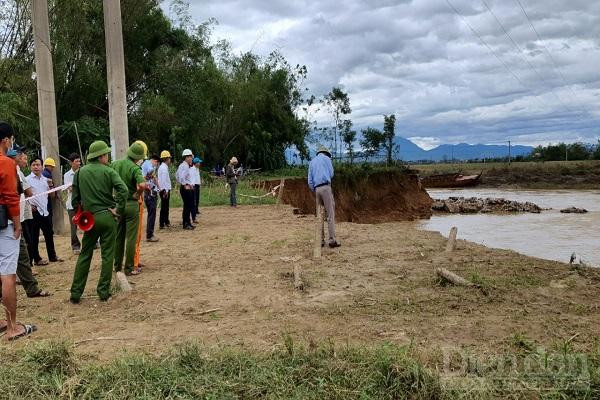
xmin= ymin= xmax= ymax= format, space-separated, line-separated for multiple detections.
xmin=419 ymin=189 xmax=600 ymax=266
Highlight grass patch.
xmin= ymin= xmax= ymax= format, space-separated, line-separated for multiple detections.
xmin=1 ymin=339 xmax=598 ymax=398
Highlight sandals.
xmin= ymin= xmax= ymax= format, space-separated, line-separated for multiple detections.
xmin=28 ymin=289 xmax=52 ymax=298
xmin=34 ymin=259 xmax=49 ymax=266
xmin=8 ymin=323 xmax=37 ymax=341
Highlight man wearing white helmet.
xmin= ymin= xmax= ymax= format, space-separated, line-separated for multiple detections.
xmin=176 ymin=149 xmax=195 ymax=230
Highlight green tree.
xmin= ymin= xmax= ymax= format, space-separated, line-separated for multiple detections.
xmin=382 ymin=114 xmax=396 ymax=165
xmin=324 ymin=87 xmax=351 ymax=159
xmin=340 ymin=119 xmax=356 ymax=164
xmin=360 ymin=127 xmax=384 ymax=162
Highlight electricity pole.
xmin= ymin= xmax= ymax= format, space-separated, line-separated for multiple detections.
xmin=508 ymin=140 xmax=511 ymax=165
xmin=32 ymin=0 xmax=65 ymax=234
xmin=103 ymin=0 xmax=130 ymax=159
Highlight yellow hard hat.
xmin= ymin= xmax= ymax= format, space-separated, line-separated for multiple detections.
xmin=44 ymin=158 xmax=56 ymax=167
xmin=160 ymin=150 xmax=171 ymax=159
xmin=133 ymin=140 xmax=148 ymax=159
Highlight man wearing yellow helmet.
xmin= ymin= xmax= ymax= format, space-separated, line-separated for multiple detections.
xmin=157 ymin=150 xmax=172 ymax=229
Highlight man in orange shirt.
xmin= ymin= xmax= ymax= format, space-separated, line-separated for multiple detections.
xmin=0 ymin=122 xmax=36 ymax=340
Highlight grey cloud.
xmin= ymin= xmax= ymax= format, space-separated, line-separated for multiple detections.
xmin=177 ymin=0 xmax=600 ymax=146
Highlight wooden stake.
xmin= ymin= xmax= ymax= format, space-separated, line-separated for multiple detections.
xmin=313 ymin=198 xmax=323 ymax=259
xmin=293 ymin=265 xmax=304 ymax=290
xmin=445 ymin=226 xmax=458 ymax=253
xmin=435 ymin=267 xmax=474 ymax=287
xmin=276 ymin=178 xmax=285 ymax=206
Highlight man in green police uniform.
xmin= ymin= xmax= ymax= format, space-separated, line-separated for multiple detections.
xmin=70 ymin=141 xmax=128 ymax=303
xmin=112 ymin=142 xmax=147 ymax=275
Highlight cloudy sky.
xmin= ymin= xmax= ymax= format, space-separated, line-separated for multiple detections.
xmin=168 ymin=0 xmax=600 ymax=148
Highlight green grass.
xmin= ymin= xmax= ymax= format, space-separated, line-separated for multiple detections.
xmin=1 ymin=339 xmax=598 ymax=399
xmin=169 ymin=178 xmax=277 ymax=208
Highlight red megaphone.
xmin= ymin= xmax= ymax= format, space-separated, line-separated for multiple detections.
xmin=72 ymin=206 xmax=95 ymax=232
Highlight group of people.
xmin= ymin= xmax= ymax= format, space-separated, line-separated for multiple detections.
xmin=0 ymin=118 xmax=339 ymax=341
xmin=0 ymin=119 xmax=221 ymax=340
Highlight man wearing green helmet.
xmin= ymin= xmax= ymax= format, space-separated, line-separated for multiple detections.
xmin=70 ymin=140 xmax=128 ymax=303
xmin=112 ymin=142 xmax=147 ymax=276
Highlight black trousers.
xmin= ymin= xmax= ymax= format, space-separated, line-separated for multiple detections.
xmin=159 ymin=191 xmax=171 ymax=227
xmin=145 ymin=193 xmax=157 ymax=239
xmin=180 ymin=186 xmax=194 ymax=227
xmin=30 ymin=209 xmax=57 ymax=262
xmin=192 ymin=184 xmax=200 ymax=219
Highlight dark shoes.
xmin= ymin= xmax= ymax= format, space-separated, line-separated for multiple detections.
xmin=183 ymin=224 xmax=196 ymax=230
xmin=328 ymin=242 xmax=341 ymax=248
xmin=69 ymin=297 xmax=80 ymax=304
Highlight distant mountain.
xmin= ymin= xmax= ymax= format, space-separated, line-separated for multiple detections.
xmin=419 ymin=143 xmax=533 ymax=162
xmin=285 ymin=137 xmax=534 ymax=164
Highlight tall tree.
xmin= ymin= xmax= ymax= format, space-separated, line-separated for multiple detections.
xmin=324 ymin=87 xmax=351 ymax=159
xmin=382 ymin=114 xmax=396 ymax=165
xmin=340 ymin=119 xmax=356 ymax=164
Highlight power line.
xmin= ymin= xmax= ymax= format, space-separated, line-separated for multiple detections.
xmin=480 ymin=0 xmax=575 ymax=114
xmin=514 ymin=0 xmax=591 ymax=115
xmin=445 ymin=0 xmax=546 ymax=110
xmin=445 ymin=0 xmax=526 ymax=88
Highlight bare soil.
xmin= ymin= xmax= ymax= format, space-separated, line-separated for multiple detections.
xmin=6 ymin=205 xmax=600 ymax=361
xmin=263 ymin=171 xmax=433 ymax=223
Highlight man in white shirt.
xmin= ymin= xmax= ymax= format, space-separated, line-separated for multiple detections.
xmin=190 ymin=157 xmax=202 ymax=223
xmin=157 ymin=150 xmax=172 ymax=229
xmin=64 ymin=153 xmax=82 ymax=254
xmin=26 ymin=157 xmax=62 ymax=265
xmin=176 ymin=149 xmax=195 ymax=230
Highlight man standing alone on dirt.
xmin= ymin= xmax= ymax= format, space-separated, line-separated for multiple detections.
xmin=64 ymin=153 xmax=82 ymax=254
xmin=70 ymin=140 xmax=128 ymax=303
xmin=308 ymin=146 xmax=340 ymax=248
xmin=112 ymin=142 xmax=146 ymax=276
xmin=225 ymin=157 xmax=239 ymax=207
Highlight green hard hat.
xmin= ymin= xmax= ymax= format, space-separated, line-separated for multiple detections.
xmin=127 ymin=142 xmax=145 ymax=161
xmin=87 ymin=140 xmax=111 ymax=161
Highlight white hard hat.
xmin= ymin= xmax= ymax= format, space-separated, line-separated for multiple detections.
xmin=182 ymin=149 xmax=193 ymax=157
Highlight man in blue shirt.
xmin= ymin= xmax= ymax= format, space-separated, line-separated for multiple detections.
xmin=141 ymin=154 xmax=160 ymax=242
xmin=308 ymin=146 xmax=340 ymax=248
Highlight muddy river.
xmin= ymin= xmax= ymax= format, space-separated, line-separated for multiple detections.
xmin=420 ymin=189 xmax=600 ymax=266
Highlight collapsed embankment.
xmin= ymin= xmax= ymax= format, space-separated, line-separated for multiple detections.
xmin=261 ymin=170 xmax=433 ymax=223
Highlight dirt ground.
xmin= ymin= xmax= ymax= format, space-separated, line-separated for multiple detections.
xmin=5 ymin=204 xmax=600 ymax=361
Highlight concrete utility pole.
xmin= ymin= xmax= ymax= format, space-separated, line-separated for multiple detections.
xmin=32 ymin=0 xmax=65 ymax=234
xmin=103 ymin=0 xmax=129 ymax=159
